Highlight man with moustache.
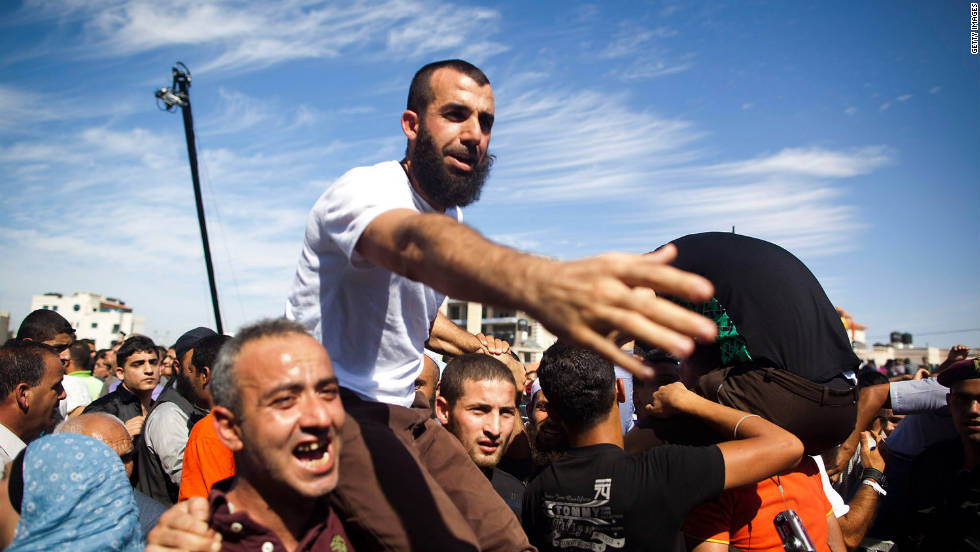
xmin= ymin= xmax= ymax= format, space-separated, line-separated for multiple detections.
xmin=435 ymin=353 xmax=525 ymax=520
xmin=0 ymin=340 xmax=66 ymax=464
xmin=207 ymin=319 xmax=352 ymax=552
xmin=284 ymin=59 xmax=716 ymax=551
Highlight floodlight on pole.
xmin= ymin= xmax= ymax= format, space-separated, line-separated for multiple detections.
xmin=154 ymin=62 xmax=223 ymax=334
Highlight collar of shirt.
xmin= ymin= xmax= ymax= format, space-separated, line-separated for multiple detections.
xmin=207 ymin=478 xmax=347 ymax=552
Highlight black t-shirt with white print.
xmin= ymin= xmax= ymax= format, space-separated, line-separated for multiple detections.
xmin=523 ymin=443 xmax=724 ymax=552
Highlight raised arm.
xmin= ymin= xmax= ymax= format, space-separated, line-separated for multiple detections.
xmin=357 ymin=210 xmax=716 ymax=377
xmin=828 ymin=383 xmax=889 ymax=477
xmin=836 ymin=431 xmax=886 ymax=551
xmin=648 ymin=382 xmax=803 ymax=489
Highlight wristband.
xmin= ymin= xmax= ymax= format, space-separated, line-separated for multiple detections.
xmin=733 ymin=414 xmax=761 ymax=439
xmin=861 ymin=467 xmax=887 ymax=492
xmin=862 ymin=479 xmax=887 ymax=496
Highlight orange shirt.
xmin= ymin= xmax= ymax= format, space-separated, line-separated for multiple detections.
xmin=683 ymin=457 xmax=833 ymax=551
xmin=178 ymin=412 xmax=235 ymax=501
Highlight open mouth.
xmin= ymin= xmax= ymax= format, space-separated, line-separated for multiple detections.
xmin=293 ymin=438 xmax=333 ymax=470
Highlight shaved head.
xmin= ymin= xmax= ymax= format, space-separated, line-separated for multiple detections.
xmin=56 ymin=412 xmax=135 ymax=477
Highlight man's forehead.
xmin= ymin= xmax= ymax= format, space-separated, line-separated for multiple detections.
xmin=237 ymin=334 xmax=333 ymax=386
xmin=951 ymin=378 xmax=980 ymax=393
xmin=47 ymin=333 xmax=74 ymax=346
xmin=459 ymin=378 xmax=516 ymax=403
xmin=427 ymin=68 xmax=494 ymax=111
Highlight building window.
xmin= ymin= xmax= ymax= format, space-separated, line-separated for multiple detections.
xmin=52 ymin=306 xmax=57 ymax=311
xmin=73 ymin=304 xmax=81 ymax=311
xmin=91 ymin=323 xmax=98 ymax=329
xmin=112 ymin=324 xmax=120 ymax=334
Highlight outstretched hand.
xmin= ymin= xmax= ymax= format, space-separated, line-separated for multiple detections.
xmin=525 ymin=244 xmax=716 ymax=378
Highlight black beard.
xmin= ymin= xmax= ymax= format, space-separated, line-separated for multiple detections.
xmin=409 ymin=124 xmax=493 ymax=208
xmin=526 ymin=418 xmax=569 ymax=466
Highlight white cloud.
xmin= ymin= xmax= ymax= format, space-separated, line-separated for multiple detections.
xmin=199 ymin=88 xmax=273 ymax=136
xmin=879 ymin=102 xmax=891 ymax=111
xmin=18 ymin=0 xmax=508 ymax=74
xmin=929 ymin=86 xmax=942 ymax=94
xmin=844 ymin=106 xmax=857 ymax=116
xmin=706 ymin=146 xmax=892 ymax=178
xmin=896 ymin=94 xmax=912 ymax=102
xmin=488 ymin=86 xmax=704 ymax=201
xmin=599 ymin=26 xmax=678 ymax=59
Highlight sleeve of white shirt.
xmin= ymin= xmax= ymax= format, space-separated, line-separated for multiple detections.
xmin=143 ymin=403 xmax=190 ymax=485
xmin=59 ymin=377 xmax=92 ymax=417
xmin=812 ymin=454 xmax=850 ymax=517
xmin=889 ymin=378 xmax=948 ymax=414
xmin=313 ymin=162 xmax=418 ymax=269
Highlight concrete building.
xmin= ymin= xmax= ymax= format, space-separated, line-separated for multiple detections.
xmin=0 ymin=311 xmax=11 ymax=344
xmin=441 ymin=299 xmax=557 ymax=364
xmin=30 ymin=292 xmax=145 ymax=349
xmin=839 ymin=306 xmax=979 ymax=368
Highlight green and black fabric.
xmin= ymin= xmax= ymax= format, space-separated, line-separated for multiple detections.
xmin=669 ymin=232 xmax=859 ymax=384
xmin=665 ymin=232 xmax=859 ymax=454
xmin=672 ymin=296 xmax=753 ymax=368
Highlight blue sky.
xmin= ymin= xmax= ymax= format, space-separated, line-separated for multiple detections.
xmin=1 ymin=1 xmax=977 ymax=349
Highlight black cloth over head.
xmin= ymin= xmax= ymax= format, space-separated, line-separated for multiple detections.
xmin=669 ymin=232 xmax=859 ymax=384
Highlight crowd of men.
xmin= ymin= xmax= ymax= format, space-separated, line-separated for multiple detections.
xmin=1 ymin=59 xmax=977 ymax=552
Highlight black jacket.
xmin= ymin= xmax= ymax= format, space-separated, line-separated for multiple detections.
xmin=133 ymin=380 xmax=208 ymax=506
xmin=83 ymin=384 xmax=146 ymax=423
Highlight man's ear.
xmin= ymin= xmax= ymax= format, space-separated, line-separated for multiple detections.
xmin=14 ymin=383 xmax=31 ymax=412
xmin=212 ymin=406 xmax=244 ymax=452
xmin=434 ymin=395 xmax=451 ymax=426
xmin=115 ymin=364 xmax=125 ymax=381
xmin=616 ymin=378 xmax=626 ymax=403
xmin=401 ymin=110 xmax=420 ymax=141
xmin=199 ymin=365 xmax=211 ymax=387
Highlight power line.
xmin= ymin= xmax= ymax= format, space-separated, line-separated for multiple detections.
xmin=866 ymin=328 xmax=980 ymax=340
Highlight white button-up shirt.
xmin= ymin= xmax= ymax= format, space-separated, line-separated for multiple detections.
xmin=0 ymin=422 xmax=26 ymax=466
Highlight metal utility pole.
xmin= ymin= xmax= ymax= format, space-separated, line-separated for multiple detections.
xmin=155 ymin=62 xmax=223 ymax=334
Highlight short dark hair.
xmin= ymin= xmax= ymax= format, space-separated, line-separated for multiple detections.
xmin=857 ymin=369 xmax=889 ymax=388
xmin=68 ymin=342 xmax=91 ymax=372
xmin=190 ymin=334 xmax=230 ymax=375
xmin=212 ymin=318 xmax=310 ymax=418
xmin=538 ymin=342 xmax=616 ymax=433
xmin=116 ymin=336 xmax=157 ymax=368
xmin=0 ymin=340 xmax=56 ymax=398
xmin=440 ymin=353 xmax=518 ymax=409
xmin=407 ymin=59 xmax=490 ymax=116
xmin=16 ymin=309 xmax=75 ymax=343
